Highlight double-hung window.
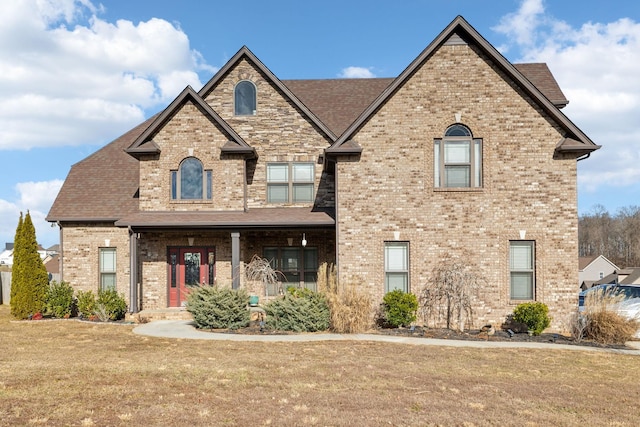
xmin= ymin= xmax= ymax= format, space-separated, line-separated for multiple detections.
xmin=384 ymin=242 xmax=409 ymax=293
xmin=434 ymin=124 xmax=482 ymax=188
xmin=171 ymin=157 xmax=212 ymax=200
xmin=510 ymin=241 xmax=535 ymax=300
xmin=99 ymin=248 xmax=116 ymax=291
xmin=267 ymin=162 xmax=314 ymax=203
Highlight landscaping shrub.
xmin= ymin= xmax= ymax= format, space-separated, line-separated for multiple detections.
xmin=512 ymin=302 xmax=551 ymax=336
xmin=76 ymin=290 xmax=96 ymax=318
xmin=10 ymin=212 xmax=49 ymax=319
xmin=578 ymin=287 xmax=640 ymax=345
xmin=186 ymin=286 xmax=250 ymax=330
xmin=380 ymin=289 xmax=418 ymax=328
xmin=96 ymin=288 xmax=127 ymax=321
xmin=45 ymin=281 xmax=76 ymax=318
xmin=317 ymin=264 xmax=373 ymax=333
xmin=584 ymin=310 xmax=638 ymax=345
xmin=264 ymin=288 xmax=330 ymax=332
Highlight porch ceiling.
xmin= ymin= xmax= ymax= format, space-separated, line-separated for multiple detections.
xmin=114 ymin=207 xmax=335 ymax=230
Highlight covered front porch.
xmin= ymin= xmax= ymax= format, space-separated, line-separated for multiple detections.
xmin=115 ymin=207 xmax=336 ymax=313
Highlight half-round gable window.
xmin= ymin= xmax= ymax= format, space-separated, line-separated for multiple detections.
xmin=171 ymin=157 xmax=212 ymax=200
xmin=434 ymin=124 xmax=482 ymax=188
xmin=234 ymin=80 xmax=256 ymax=116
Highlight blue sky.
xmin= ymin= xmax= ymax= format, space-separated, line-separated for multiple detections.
xmin=1 ymin=0 xmax=639 ymax=248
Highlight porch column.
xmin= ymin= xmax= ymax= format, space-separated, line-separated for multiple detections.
xmin=231 ymin=231 xmax=240 ymax=289
xmin=129 ymin=230 xmax=138 ymax=313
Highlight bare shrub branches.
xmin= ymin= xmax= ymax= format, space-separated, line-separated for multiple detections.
xmin=420 ymin=254 xmax=483 ymax=331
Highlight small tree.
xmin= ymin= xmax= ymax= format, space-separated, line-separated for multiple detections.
xmin=420 ymin=255 xmax=483 ymax=331
xmin=245 ymin=254 xmax=282 ymax=297
xmin=10 ymin=212 xmax=49 ymax=319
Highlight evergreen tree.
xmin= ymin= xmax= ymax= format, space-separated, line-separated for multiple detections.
xmin=9 ymin=213 xmax=24 ymax=318
xmin=10 ymin=211 xmax=49 ymax=319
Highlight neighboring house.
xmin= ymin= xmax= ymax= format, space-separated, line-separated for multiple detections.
xmin=594 ymin=268 xmax=640 ymax=286
xmin=46 ymin=16 xmax=599 ymax=329
xmin=579 ymin=255 xmax=619 ymax=290
xmin=0 ymin=243 xmax=13 ymax=266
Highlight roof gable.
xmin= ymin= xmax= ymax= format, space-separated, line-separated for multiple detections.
xmin=199 ymin=46 xmax=338 ymax=141
xmin=327 ymin=15 xmax=600 ymax=157
xmin=126 ymin=86 xmax=255 ymax=158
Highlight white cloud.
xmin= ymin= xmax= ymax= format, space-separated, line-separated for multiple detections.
xmin=338 ymin=66 xmax=376 ymax=78
xmin=494 ymin=0 xmax=640 ymax=196
xmin=0 ymin=180 xmax=63 ymax=248
xmin=0 ymin=0 xmax=216 ymax=150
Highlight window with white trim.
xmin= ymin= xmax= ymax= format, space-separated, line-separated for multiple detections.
xmin=234 ymin=80 xmax=256 ymax=115
xmin=99 ymin=248 xmax=116 ymax=291
xmin=385 ymin=242 xmax=409 ymax=293
xmin=267 ymin=162 xmax=314 ymax=203
xmin=171 ymin=157 xmax=212 ymax=200
xmin=510 ymin=241 xmax=535 ymax=300
xmin=434 ymin=124 xmax=482 ymax=188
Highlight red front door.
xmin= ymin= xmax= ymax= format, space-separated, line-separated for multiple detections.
xmin=168 ymin=247 xmax=215 ymax=307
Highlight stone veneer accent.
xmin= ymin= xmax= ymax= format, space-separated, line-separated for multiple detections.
xmin=335 ymin=43 xmax=578 ymax=330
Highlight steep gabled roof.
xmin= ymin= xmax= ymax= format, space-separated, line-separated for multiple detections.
xmin=126 ymin=86 xmax=255 ymax=158
xmin=198 ymin=46 xmax=338 ymax=141
xmin=46 ymin=117 xmax=155 ymax=222
xmin=326 ymin=15 xmax=600 ymax=157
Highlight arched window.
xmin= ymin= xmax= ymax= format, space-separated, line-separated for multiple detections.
xmin=434 ymin=124 xmax=482 ymax=188
xmin=171 ymin=157 xmax=212 ymax=200
xmin=234 ymin=81 xmax=256 ymax=116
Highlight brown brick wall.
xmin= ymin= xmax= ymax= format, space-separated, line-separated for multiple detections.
xmin=335 ymin=43 xmax=578 ymax=330
xmin=203 ymin=58 xmax=335 ymax=209
xmin=60 ymin=224 xmax=130 ymax=302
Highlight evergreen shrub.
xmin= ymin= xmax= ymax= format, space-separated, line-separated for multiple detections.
xmin=186 ymin=286 xmax=250 ymax=329
xmin=76 ymin=290 xmax=96 ymax=318
xmin=45 ymin=281 xmax=76 ymax=318
xmin=264 ymin=288 xmax=330 ymax=332
xmin=381 ymin=289 xmax=418 ymax=328
xmin=96 ymin=288 xmax=127 ymax=321
xmin=512 ymin=302 xmax=551 ymax=336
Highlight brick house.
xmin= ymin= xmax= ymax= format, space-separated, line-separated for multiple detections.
xmin=47 ymin=16 xmax=599 ymax=329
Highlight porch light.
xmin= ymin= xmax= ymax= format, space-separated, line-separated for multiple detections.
xmin=302 ymin=233 xmax=307 ymax=247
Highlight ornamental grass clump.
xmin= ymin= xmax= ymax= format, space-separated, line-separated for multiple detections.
xmin=264 ymin=287 xmax=330 ymax=332
xmin=580 ymin=287 xmax=639 ymax=345
xmin=317 ymin=263 xmax=372 ymax=333
xmin=186 ymin=286 xmax=250 ymax=330
xmin=512 ymin=302 xmax=551 ymax=336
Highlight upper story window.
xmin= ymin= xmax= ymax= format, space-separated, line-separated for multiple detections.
xmin=434 ymin=124 xmax=482 ymax=188
xmin=234 ymin=81 xmax=256 ymax=116
xmin=171 ymin=157 xmax=212 ymax=200
xmin=267 ymin=162 xmax=314 ymax=203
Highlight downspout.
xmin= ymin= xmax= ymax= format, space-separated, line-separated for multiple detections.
xmin=330 ymin=155 xmax=340 ymax=291
xmin=57 ymin=221 xmax=63 ymax=281
xmin=243 ymin=157 xmax=248 ymax=212
xmin=128 ymin=227 xmax=139 ymax=313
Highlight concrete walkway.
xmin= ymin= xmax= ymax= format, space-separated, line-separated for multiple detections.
xmin=133 ymin=320 xmax=640 ymax=355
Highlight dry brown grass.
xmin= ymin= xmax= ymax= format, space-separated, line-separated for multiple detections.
xmin=582 ymin=287 xmax=640 ymax=344
xmin=1 ymin=304 xmax=639 ymax=426
xmin=317 ymin=264 xmax=372 ymax=333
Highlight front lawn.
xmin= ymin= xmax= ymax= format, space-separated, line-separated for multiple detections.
xmin=0 ymin=305 xmax=637 ymax=426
